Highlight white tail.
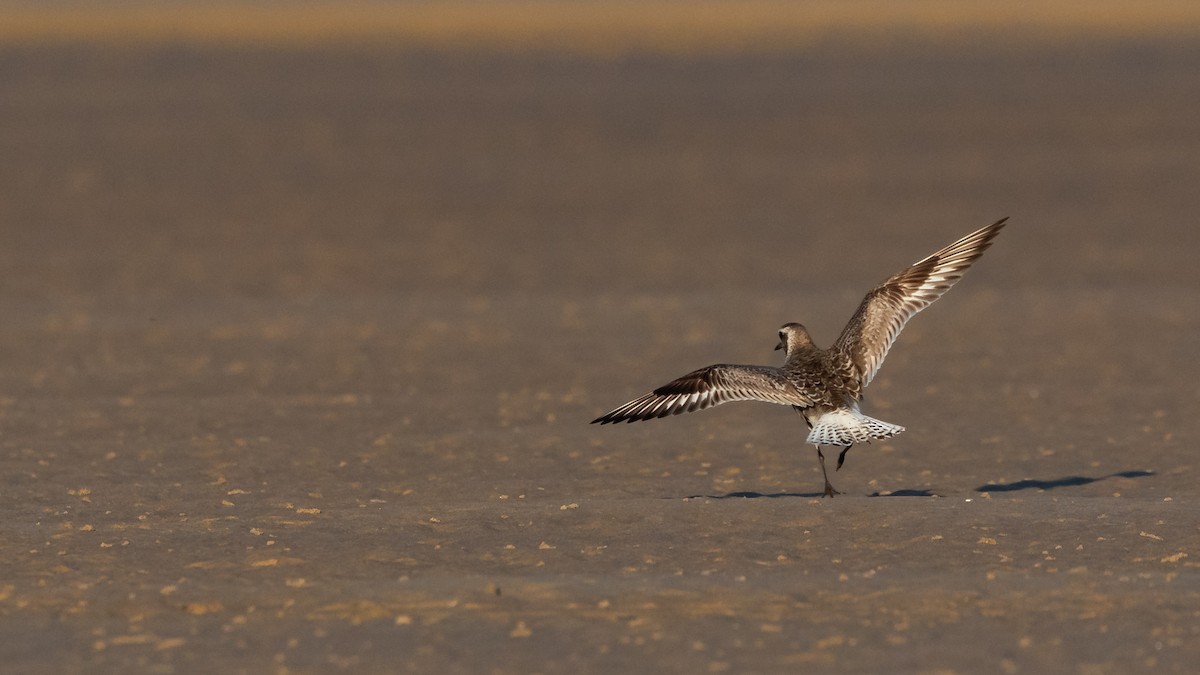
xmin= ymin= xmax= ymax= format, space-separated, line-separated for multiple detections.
xmin=806 ymin=408 xmax=905 ymax=447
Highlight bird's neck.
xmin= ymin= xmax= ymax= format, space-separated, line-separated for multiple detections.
xmin=785 ymin=343 xmax=823 ymax=364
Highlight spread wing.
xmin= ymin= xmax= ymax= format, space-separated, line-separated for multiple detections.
xmin=591 ymin=364 xmax=816 ymax=424
xmin=833 ymin=218 xmax=1008 ymax=387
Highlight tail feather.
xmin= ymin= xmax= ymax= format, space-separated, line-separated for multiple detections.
xmin=806 ymin=409 xmax=904 ymax=446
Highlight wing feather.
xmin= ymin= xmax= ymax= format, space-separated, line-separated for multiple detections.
xmin=591 ymin=364 xmax=815 ymax=424
xmin=833 ymin=218 xmax=1008 ymax=387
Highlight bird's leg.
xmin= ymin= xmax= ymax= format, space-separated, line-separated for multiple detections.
xmin=816 ymin=446 xmax=841 ymax=497
xmin=793 ymin=406 xmax=813 ymax=429
xmin=836 ymin=445 xmax=852 ymax=471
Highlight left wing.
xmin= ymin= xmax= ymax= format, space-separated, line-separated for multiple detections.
xmin=591 ymin=364 xmax=815 ymax=424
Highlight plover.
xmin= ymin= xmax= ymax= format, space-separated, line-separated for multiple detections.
xmin=592 ymin=218 xmax=1008 ymax=497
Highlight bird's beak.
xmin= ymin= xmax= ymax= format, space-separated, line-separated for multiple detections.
xmin=775 ymin=342 xmax=783 ymax=351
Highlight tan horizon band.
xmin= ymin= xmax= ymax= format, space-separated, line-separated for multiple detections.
xmin=2 ymin=1 xmax=1198 ymax=53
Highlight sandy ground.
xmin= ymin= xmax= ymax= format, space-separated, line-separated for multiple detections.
xmin=1 ymin=28 xmax=1198 ymax=674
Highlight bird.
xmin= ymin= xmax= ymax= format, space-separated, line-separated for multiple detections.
xmin=591 ymin=218 xmax=1008 ymax=497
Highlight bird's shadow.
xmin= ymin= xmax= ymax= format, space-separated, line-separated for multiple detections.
xmin=685 ymin=489 xmax=939 ymax=499
xmin=681 ymin=471 xmax=1154 ymax=499
xmin=684 ymin=490 xmax=823 ymax=500
xmin=869 ymin=489 xmax=938 ymax=497
xmin=975 ymin=470 xmax=1154 ymax=493
xmin=683 ymin=470 xmax=1155 ymax=500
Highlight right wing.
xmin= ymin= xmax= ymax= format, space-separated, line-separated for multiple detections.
xmin=832 ymin=218 xmax=1008 ymax=387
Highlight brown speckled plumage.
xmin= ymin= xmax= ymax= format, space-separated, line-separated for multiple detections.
xmin=592 ymin=218 xmax=1008 ymax=496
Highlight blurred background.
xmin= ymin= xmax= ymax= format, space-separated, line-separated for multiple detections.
xmin=4 ymin=1 xmax=1200 ymax=302
xmin=1 ymin=1 xmax=1197 ymax=672
xmin=2 ymin=0 xmax=1194 ymax=469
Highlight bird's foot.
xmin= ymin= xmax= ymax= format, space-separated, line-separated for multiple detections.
xmin=823 ymin=482 xmax=842 ymax=498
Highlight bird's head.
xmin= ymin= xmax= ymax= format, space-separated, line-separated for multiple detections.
xmin=776 ymin=323 xmax=814 ymax=356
